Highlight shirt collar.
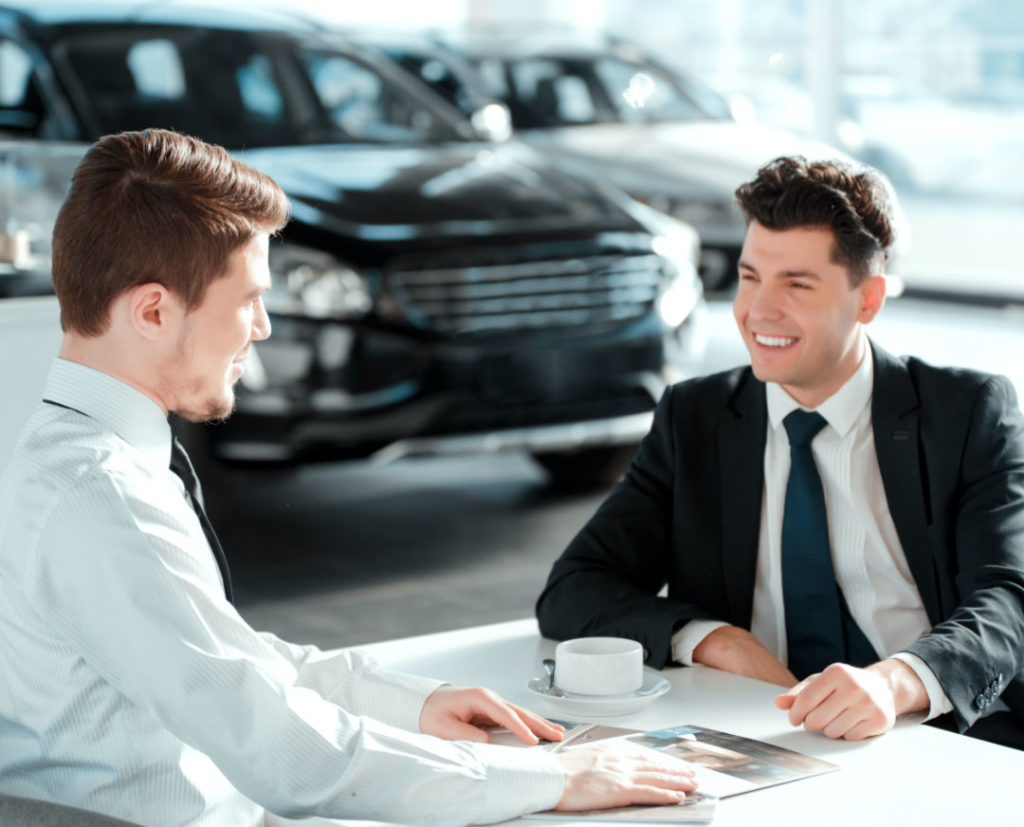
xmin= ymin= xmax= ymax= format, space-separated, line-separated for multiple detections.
xmin=766 ymin=345 xmax=874 ymax=439
xmin=42 ymin=358 xmax=172 ymax=470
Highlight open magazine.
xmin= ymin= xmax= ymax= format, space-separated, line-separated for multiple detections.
xmin=511 ymin=722 xmax=838 ymax=822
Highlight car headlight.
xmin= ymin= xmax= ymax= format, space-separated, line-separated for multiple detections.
xmin=621 ymin=197 xmax=701 ymax=268
xmin=624 ymin=202 xmax=704 ymax=328
xmin=650 ymin=223 xmax=701 ymax=272
xmin=657 ymin=274 xmax=700 ymax=328
xmin=266 ymin=242 xmax=373 ymax=320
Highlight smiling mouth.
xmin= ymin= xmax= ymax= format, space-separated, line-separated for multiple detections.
xmin=754 ymin=333 xmax=797 ymax=348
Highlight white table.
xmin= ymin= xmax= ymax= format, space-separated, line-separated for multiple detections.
xmin=361 ymin=618 xmax=1024 ymax=826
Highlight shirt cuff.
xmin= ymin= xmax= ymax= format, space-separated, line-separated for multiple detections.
xmin=671 ymin=619 xmax=731 ymax=666
xmin=890 ymin=651 xmax=953 ymax=720
xmin=358 ymin=667 xmax=446 ymax=732
xmin=473 ymin=742 xmax=565 ymax=819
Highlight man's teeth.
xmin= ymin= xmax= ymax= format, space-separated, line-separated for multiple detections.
xmin=754 ymin=334 xmax=796 ymax=347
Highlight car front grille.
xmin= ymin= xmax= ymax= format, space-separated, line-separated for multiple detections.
xmin=387 ymin=244 xmax=665 ymax=336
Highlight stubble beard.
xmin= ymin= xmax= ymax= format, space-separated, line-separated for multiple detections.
xmin=166 ymin=328 xmax=237 ymax=424
xmin=176 ymin=387 xmax=235 ymax=424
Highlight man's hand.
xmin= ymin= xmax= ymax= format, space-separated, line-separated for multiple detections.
xmin=692 ymin=625 xmax=798 ymax=687
xmin=554 ymin=748 xmax=698 ymax=811
xmin=420 ymin=685 xmax=564 ymax=745
xmin=775 ymin=659 xmax=929 ymax=740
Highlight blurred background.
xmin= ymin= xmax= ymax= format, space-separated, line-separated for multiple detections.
xmin=1 ymin=0 xmax=1022 ymax=649
xmin=292 ymin=0 xmax=1024 ymax=300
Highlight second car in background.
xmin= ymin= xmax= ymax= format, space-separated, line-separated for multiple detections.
xmin=363 ymin=27 xmax=862 ymax=293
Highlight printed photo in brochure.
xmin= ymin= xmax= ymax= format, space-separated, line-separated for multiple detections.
xmin=537 ymin=722 xmax=838 ymax=800
xmin=625 ymin=724 xmax=838 ymax=797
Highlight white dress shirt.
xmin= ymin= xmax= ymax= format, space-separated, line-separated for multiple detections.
xmin=673 ymin=349 xmax=952 ymax=718
xmin=0 ymin=358 xmax=563 ymax=827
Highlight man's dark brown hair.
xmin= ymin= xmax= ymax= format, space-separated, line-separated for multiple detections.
xmin=734 ymin=156 xmax=895 ymax=286
xmin=52 ymin=128 xmax=290 ymax=335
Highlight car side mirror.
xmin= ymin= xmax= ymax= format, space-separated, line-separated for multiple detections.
xmin=469 ymin=102 xmax=512 ymax=143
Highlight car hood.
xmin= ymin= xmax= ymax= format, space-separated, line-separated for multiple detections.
xmin=521 ymin=121 xmax=853 ymax=200
xmin=235 ymin=141 xmax=641 ymax=242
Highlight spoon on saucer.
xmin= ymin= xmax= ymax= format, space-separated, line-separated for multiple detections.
xmin=541 ymin=659 xmax=566 ymax=697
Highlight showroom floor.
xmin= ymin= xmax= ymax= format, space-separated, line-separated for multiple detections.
xmin=223 ymin=451 xmax=605 ymax=648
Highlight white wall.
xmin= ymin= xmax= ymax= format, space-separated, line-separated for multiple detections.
xmin=0 ymin=296 xmax=61 ymax=470
xmin=243 ymin=0 xmax=469 ymax=27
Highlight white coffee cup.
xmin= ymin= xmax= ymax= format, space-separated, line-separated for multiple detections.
xmin=554 ymin=637 xmax=644 ymax=696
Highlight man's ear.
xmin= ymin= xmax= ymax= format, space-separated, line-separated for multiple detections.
xmin=857 ymin=274 xmax=887 ymax=324
xmin=122 ymin=282 xmax=180 ymax=339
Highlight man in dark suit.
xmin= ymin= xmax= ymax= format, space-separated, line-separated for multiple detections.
xmin=536 ymin=156 xmax=1024 ymax=747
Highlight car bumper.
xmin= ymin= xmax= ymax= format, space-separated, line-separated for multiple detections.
xmin=209 ymin=306 xmax=705 ymax=465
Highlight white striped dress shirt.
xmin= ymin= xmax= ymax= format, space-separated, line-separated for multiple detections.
xmin=0 ymin=358 xmax=563 ymax=827
xmin=674 ymin=350 xmax=952 ymax=717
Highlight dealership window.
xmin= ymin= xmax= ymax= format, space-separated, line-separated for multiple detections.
xmin=595 ymin=0 xmax=1024 ymax=301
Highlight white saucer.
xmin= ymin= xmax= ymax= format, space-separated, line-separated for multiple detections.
xmin=525 ymin=670 xmax=670 ymax=717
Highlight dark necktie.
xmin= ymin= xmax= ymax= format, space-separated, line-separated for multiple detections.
xmin=170 ymin=436 xmax=234 ymax=602
xmin=44 ymin=398 xmax=234 ymax=602
xmin=781 ymin=410 xmax=876 ymax=679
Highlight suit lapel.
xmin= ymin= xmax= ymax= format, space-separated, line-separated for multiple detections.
xmin=717 ymin=371 xmax=768 ymax=628
xmin=871 ymin=342 xmax=942 ymax=624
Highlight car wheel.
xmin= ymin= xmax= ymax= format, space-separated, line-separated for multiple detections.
xmin=532 ymin=444 xmax=638 ymax=490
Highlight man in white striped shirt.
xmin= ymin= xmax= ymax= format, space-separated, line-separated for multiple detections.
xmin=0 ymin=129 xmax=696 ymax=826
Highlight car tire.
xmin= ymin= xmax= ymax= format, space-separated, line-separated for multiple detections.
xmin=532 ymin=444 xmax=638 ymax=490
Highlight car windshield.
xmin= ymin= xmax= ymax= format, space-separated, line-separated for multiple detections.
xmin=488 ymin=53 xmax=730 ymax=129
xmin=50 ymin=28 xmax=461 ymax=148
xmin=385 ymin=51 xmax=482 ymax=117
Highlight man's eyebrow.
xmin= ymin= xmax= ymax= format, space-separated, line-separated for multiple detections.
xmin=737 ymin=261 xmax=821 ymax=281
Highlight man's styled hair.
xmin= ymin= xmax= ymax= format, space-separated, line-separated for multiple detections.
xmin=734 ymin=156 xmax=895 ymax=286
xmin=52 ymin=128 xmax=290 ymax=335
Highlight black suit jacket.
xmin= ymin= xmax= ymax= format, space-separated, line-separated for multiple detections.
xmin=536 ymin=342 xmax=1024 ymax=733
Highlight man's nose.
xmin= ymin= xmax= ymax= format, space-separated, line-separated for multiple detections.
xmin=748 ymin=282 xmax=784 ymax=320
xmin=252 ymin=297 xmax=272 ymax=341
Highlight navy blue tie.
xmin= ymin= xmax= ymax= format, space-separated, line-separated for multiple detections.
xmin=781 ymin=410 xmax=876 ymax=679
